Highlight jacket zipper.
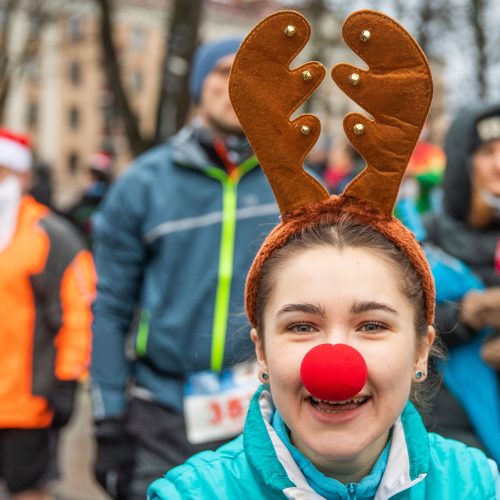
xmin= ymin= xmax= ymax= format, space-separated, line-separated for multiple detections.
xmin=210 ymin=173 xmax=237 ymax=372
xmin=205 ymin=156 xmax=259 ymax=372
xmin=347 ymin=483 xmax=356 ymax=500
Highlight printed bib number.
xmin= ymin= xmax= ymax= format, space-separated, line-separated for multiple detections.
xmin=183 ymin=363 xmax=259 ymax=444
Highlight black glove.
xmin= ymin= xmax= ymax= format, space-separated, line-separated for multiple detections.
xmin=49 ymin=379 xmax=78 ymax=428
xmin=94 ymin=418 xmax=135 ymax=500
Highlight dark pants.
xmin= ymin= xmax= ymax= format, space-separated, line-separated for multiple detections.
xmin=0 ymin=428 xmax=58 ymax=494
xmin=126 ymin=398 xmax=230 ymax=500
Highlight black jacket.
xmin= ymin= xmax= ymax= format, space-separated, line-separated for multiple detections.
xmin=423 ymin=103 xmax=500 ymax=455
xmin=425 ymin=103 xmax=500 ymax=347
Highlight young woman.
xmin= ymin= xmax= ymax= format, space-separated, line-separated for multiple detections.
xmin=148 ymin=216 xmax=498 ymax=499
xmin=148 ymin=9 xmax=498 ymax=499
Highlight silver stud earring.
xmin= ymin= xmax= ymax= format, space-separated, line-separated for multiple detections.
xmin=261 ymin=372 xmax=269 ymax=381
xmin=415 ymin=370 xmax=424 ymax=380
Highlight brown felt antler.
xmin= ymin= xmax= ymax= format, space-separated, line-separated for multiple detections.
xmin=238 ymin=10 xmax=437 ymax=329
xmin=331 ymin=10 xmax=433 ymax=215
xmin=229 ymin=10 xmax=329 ymax=215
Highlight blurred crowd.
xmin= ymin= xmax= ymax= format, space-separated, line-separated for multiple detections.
xmin=0 ymin=29 xmax=499 ymax=500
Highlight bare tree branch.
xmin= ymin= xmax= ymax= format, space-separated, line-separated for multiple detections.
xmin=0 ymin=0 xmax=61 ymax=120
xmin=154 ymin=0 xmax=203 ymax=142
xmin=96 ymin=0 xmax=151 ymax=155
xmin=0 ymin=0 xmax=19 ymax=121
xmin=469 ymin=0 xmax=488 ymax=98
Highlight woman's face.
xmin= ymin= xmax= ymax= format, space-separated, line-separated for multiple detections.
xmin=252 ymin=245 xmax=434 ymax=473
xmin=472 ymin=139 xmax=500 ymax=197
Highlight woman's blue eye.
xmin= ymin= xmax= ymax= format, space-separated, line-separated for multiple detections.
xmin=288 ymin=323 xmax=316 ymax=333
xmin=359 ymin=322 xmax=387 ymax=332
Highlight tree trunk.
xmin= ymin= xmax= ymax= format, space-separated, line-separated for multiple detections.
xmin=415 ymin=0 xmax=433 ymax=54
xmin=0 ymin=0 xmax=16 ymax=122
xmin=96 ymin=0 xmax=150 ymax=155
xmin=470 ymin=0 xmax=488 ymax=99
xmin=302 ymin=0 xmax=329 ymax=114
xmin=154 ymin=0 xmax=203 ymax=143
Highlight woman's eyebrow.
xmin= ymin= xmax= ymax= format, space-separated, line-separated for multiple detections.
xmin=277 ymin=303 xmax=326 ymax=317
xmin=350 ymin=301 xmax=399 ymax=315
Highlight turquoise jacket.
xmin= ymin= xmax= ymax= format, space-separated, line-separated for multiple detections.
xmin=148 ymin=386 xmax=498 ymax=499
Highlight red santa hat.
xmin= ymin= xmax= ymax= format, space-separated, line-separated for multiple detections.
xmin=90 ymin=151 xmax=112 ymax=173
xmin=0 ymin=128 xmax=32 ymax=172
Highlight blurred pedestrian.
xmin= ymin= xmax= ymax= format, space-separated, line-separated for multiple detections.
xmin=424 ymin=103 xmax=500 ymax=462
xmin=64 ymin=151 xmax=114 ymax=246
xmin=91 ymin=37 xmax=278 ymax=499
xmin=0 ymin=128 xmax=95 ymax=498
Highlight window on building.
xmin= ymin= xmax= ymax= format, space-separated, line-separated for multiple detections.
xmin=26 ymin=101 xmax=38 ymax=129
xmin=68 ymin=16 xmax=83 ymax=43
xmin=130 ymin=26 xmax=146 ymax=51
xmin=29 ymin=13 xmax=41 ymax=36
xmin=68 ymin=61 xmax=81 ymax=85
xmin=131 ymin=70 xmax=144 ymax=92
xmin=68 ymin=152 xmax=79 ymax=174
xmin=69 ymin=106 xmax=80 ymax=130
xmin=25 ymin=56 xmax=40 ymax=82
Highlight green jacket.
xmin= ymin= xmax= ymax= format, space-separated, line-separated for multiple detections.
xmin=148 ymin=386 xmax=498 ymax=499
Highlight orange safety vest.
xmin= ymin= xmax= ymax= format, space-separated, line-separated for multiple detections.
xmin=0 ymin=196 xmax=95 ymax=428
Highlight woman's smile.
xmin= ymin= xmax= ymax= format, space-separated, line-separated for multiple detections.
xmin=309 ymin=395 xmax=369 ymax=413
xmin=306 ymin=394 xmax=371 ymax=424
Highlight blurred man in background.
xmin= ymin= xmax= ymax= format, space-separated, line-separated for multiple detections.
xmin=91 ymin=37 xmax=278 ymax=499
xmin=0 ymin=128 xmax=95 ymax=499
xmin=64 ymin=151 xmax=114 ymax=246
xmin=424 ymin=103 xmax=500 ymax=464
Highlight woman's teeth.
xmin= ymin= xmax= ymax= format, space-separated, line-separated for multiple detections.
xmin=311 ymin=396 xmax=366 ymax=405
xmin=309 ymin=395 xmax=368 ymax=413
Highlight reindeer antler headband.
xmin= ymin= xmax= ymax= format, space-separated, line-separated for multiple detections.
xmin=229 ymin=10 xmax=435 ymax=327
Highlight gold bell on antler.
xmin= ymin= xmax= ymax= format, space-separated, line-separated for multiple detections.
xmin=353 ymin=123 xmax=365 ymax=135
xmin=302 ymin=70 xmax=313 ymax=81
xmin=300 ymin=125 xmax=311 ymax=135
xmin=284 ymin=25 xmax=296 ymax=37
xmin=360 ymin=30 xmax=371 ymax=42
xmin=349 ymin=73 xmax=361 ymax=86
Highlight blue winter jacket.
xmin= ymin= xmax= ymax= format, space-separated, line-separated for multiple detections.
xmin=91 ymin=125 xmax=278 ymax=418
xmin=148 ymin=386 xmax=498 ymax=499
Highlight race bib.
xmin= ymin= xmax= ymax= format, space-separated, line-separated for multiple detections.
xmin=183 ymin=363 xmax=259 ymax=444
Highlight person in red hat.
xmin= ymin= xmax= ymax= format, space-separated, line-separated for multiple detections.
xmin=0 ymin=128 xmax=96 ymax=498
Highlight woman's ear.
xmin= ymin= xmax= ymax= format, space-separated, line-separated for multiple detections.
xmin=250 ymin=328 xmax=267 ymax=369
xmin=415 ymin=325 xmax=435 ymax=375
xmin=251 ymin=328 xmax=270 ymax=385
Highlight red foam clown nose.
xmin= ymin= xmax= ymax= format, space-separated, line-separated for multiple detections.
xmin=300 ymin=343 xmax=368 ymax=401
